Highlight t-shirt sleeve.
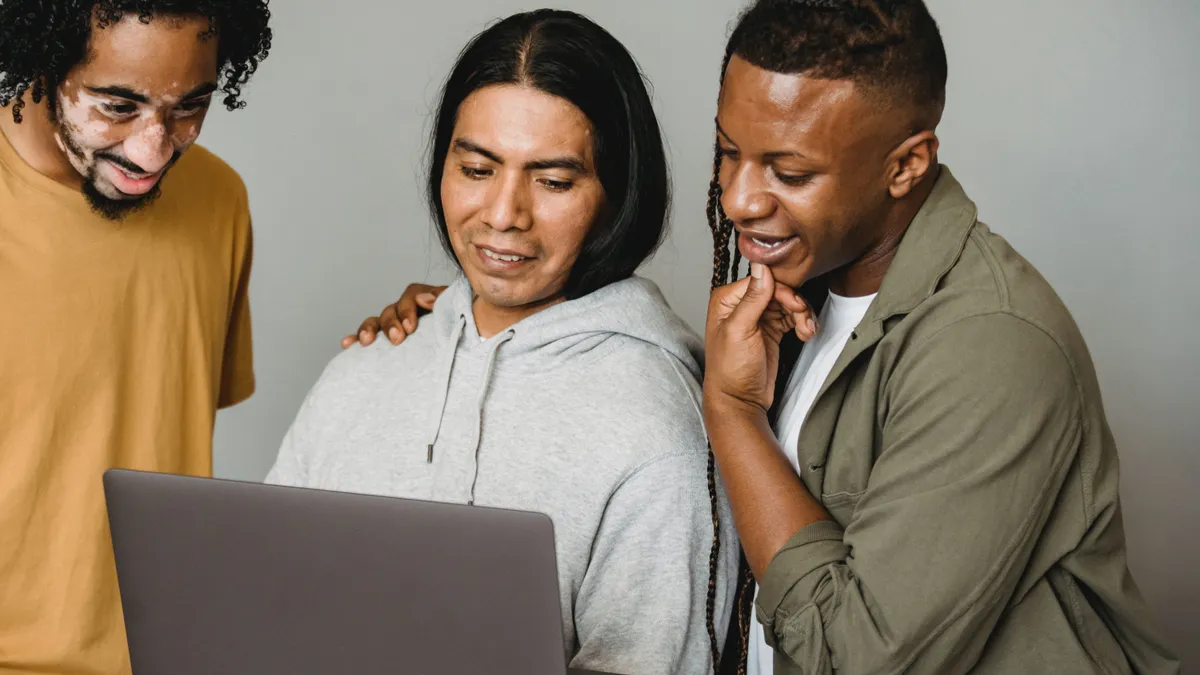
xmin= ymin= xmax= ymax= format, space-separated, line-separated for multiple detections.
xmin=218 ymin=216 xmax=256 ymax=409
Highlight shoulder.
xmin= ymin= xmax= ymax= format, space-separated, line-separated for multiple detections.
xmin=896 ymin=221 xmax=1094 ymax=388
xmin=317 ymin=333 xmax=429 ymax=390
xmin=175 ymin=144 xmax=245 ymax=190
xmin=592 ymin=335 xmax=703 ymax=407
xmin=580 ymin=338 xmax=709 ymax=464
xmin=165 ymin=144 xmax=250 ymax=217
xmin=885 ymin=304 xmax=1084 ymax=434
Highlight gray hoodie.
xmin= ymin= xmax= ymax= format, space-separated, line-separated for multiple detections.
xmin=266 ymin=275 xmax=738 ymax=675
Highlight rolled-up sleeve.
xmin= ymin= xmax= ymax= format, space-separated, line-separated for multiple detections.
xmin=756 ymin=313 xmax=1084 ymax=675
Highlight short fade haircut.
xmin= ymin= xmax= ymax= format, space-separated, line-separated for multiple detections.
xmin=728 ymin=0 xmax=947 ymax=117
xmin=427 ymin=9 xmax=671 ymax=301
xmin=708 ymin=0 xmax=948 ymax=289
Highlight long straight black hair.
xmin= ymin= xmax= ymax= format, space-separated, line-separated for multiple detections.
xmin=426 ymin=9 xmax=671 ymax=300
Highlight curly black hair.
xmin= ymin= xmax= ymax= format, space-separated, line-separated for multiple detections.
xmin=0 ymin=0 xmax=272 ymax=123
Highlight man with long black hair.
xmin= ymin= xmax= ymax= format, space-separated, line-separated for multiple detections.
xmin=268 ymin=9 xmax=736 ymax=675
xmin=0 ymin=1 xmax=271 ymax=672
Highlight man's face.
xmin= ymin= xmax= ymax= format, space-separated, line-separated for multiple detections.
xmin=54 ymin=13 xmax=219 ymax=219
xmin=716 ymin=55 xmax=902 ymax=289
xmin=441 ymin=84 xmax=606 ymax=312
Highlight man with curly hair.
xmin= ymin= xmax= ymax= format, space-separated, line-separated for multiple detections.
xmin=0 ymin=1 xmax=271 ymax=672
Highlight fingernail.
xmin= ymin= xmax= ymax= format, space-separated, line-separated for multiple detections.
xmin=359 ymin=331 xmax=368 ymax=341
xmin=403 ymin=318 xmax=415 ymax=332
xmin=750 ymin=263 xmax=763 ymax=279
xmin=418 ymin=293 xmax=435 ymax=303
xmin=806 ymin=318 xmax=817 ymax=334
xmin=388 ymin=327 xmax=402 ymax=342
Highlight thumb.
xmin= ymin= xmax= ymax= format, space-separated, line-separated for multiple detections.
xmin=727 ymin=262 xmax=776 ymax=330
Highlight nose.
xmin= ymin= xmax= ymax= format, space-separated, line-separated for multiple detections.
xmin=122 ymin=122 xmax=174 ymax=175
xmin=480 ymin=173 xmax=532 ymax=232
xmin=721 ymin=161 xmax=775 ymax=224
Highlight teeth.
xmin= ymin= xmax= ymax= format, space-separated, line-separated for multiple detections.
xmin=751 ymin=237 xmax=783 ymax=249
xmin=483 ymin=249 xmax=524 ymax=262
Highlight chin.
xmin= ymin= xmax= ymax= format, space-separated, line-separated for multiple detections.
xmin=765 ymin=259 xmax=814 ymax=289
xmin=467 ymin=276 xmax=523 ymax=305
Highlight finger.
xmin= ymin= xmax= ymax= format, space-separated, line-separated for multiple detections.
xmin=725 ymin=263 xmax=778 ymax=335
xmin=764 ymin=303 xmax=794 ymax=330
xmin=773 ymin=285 xmax=817 ymax=334
xmin=379 ymin=305 xmax=406 ymax=345
xmin=397 ymin=301 xmax=420 ymax=336
xmin=772 ymin=284 xmax=810 ymax=316
xmin=761 ymin=308 xmax=793 ymax=344
xmin=357 ymin=317 xmax=381 ymax=346
xmin=416 ymin=292 xmax=438 ymax=310
xmin=772 ymin=307 xmax=796 ymax=333
xmin=341 ymin=334 xmax=356 ymax=350
xmin=705 ymin=276 xmax=753 ymax=340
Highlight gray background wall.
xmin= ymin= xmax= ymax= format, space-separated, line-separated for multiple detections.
xmin=202 ymin=0 xmax=1199 ymax=663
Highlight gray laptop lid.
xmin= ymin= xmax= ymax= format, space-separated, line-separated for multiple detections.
xmin=103 ymin=469 xmax=601 ymax=675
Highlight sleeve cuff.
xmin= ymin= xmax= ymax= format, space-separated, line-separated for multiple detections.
xmin=755 ymin=519 xmax=849 ymax=644
xmin=218 ymin=372 xmax=256 ymax=409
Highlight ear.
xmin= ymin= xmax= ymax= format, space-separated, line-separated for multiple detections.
xmin=886 ymin=130 xmax=939 ymax=199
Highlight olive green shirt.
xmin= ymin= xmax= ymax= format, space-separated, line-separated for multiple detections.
xmin=739 ymin=167 xmax=1179 ymax=674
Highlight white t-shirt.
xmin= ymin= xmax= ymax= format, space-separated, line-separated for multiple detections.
xmin=747 ymin=290 xmax=877 ymax=675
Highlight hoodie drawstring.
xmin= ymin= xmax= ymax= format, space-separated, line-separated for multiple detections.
xmin=425 ymin=316 xmax=466 ymax=463
xmin=467 ymin=329 xmax=514 ymax=505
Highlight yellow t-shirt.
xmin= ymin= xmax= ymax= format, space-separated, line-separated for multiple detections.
xmin=0 ymin=129 xmax=255 ymax=675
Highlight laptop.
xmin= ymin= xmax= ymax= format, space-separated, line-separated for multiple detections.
xmin=104 ymin=469 xmax=611 ymax=675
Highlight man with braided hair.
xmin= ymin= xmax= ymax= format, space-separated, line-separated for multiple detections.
xmin=702 ymin=1 xmax=1178 ymax=673
xmin=363 ymin=1 xmax=1178 ymax=673
xmin=0 ymin=1 xmax=270 ymax=673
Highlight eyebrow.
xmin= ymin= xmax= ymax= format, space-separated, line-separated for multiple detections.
xmin=84 ymin=82 xmax=218 ymax=103
xmin=452 ymin=138 xmax=589 ymax=174
xmin=715 ymin=122 xmax=812 ymax=161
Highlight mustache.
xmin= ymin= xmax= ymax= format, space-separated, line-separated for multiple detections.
xmin=95 ymin=150 xmax=182 ymax=176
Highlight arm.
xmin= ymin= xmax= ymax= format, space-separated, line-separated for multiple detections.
xmin=572 ymin=453 xmax=736 ymax=675
xmin=756 ymin=314 xmax=1082 ymax=674
xmin=703 ymin=263 xmax=825 ymax=577
xmin=703 ymin=395 xmax=831 ymax=578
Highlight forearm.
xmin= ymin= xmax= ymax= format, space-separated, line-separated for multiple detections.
xmin=703 ymin=391 xmax=832 ymax=579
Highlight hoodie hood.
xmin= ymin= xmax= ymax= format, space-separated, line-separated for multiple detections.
xmin=422 ymin=275 xmax=703 ymax=473
xmin=431 ymin=275 xmax=703 ymax=379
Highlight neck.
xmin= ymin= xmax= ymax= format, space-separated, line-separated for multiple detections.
xmin=0 ymin=94 xmax=83 ymax=188
xmin=472 ymin=293 xmax=566 ymax=338
xmin=827 ymin=164 xmax=941 ymax=297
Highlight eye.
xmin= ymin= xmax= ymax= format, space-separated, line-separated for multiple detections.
xmin=459 ymin=166 xmax=492 ymax=180
xmin=539 ymin=178 xmax=573 ymax=193
xmin=717 ymin=145 xmax=739 ymax=160
xmin=774 ymin=171 xmax=814 ymax=187
xmin=173 ymin=99 xmax=211 ymax=117
xmin=101 ymin=103 xmax=137 ymax=119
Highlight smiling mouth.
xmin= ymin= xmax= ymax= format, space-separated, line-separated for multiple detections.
xmin=481 ymin=248 xmax=528 ymax=262
xmin=749 ymin=236 xmax=790 ymax=249
xmin=736 ymin=231 xmax=802 ymax=265
xmin=740 ymin=231 xmax=797 ymax=249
